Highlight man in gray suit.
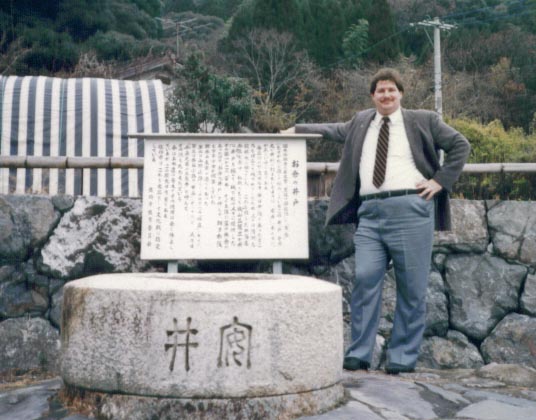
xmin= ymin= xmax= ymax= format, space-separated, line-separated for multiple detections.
xmin=284 ymin=68 xmax=470 ymax=374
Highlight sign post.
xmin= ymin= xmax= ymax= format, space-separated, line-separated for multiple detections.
xmin=135 ymin=133 xmax=319 ymax=266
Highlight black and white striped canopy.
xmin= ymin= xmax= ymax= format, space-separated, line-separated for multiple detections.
xmin=0 ymin=76 xmax=166 ymax=196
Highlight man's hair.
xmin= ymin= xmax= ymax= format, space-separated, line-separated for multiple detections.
xmin=369 ymin=68 xmax=404 ymax=94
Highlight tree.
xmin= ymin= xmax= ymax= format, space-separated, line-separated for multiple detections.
xmin=228 ymin=29 xmax=321 ymax=130
xmin=342 ymin=19 xmax=369 ymax=67
xmin=365 ymin=0 xmax=399 ymax=63
xmin=131 ymin=0 xmax=162 ymax=17
xmin=164 ymin=0 xmax=242 ymax=19
xmin=225 ymin=0 xmax=365 ymax=68
xmin=167 ymin=53 xmax=253 ymax=133
xmin=230 ymin=30 xmax=309 ymax=106
xmin=57 ymin=0 xmax=115 ymax=42
xmin=17 ymin=25 xmax=79 ymax=73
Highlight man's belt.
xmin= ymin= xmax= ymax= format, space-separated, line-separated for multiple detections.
xmin=360 ymin=189 xmax=421 ymax=201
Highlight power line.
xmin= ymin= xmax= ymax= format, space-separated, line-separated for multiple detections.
xmin=441 ymin=0 xmax=528 ymax=21
xmin=325 ymin=25 xmax=414 ymax=69
xmin=443 ymin=1 xmax=535 ymax=25
xmin=449 ymin=8 xmax=536 ymax=27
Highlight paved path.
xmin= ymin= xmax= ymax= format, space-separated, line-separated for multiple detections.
xmin=2 ymin=366 xmax=536 ymax=419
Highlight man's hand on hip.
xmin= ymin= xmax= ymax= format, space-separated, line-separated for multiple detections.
xmin=416 ymin=179 xmax=443 ymax=201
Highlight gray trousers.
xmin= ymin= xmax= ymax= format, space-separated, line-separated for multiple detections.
xmin=345 ymin=194 xmax=434 ymax=368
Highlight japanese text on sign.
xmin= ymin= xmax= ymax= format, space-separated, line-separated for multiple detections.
xmin=141 ymin=138 xmax=308 ymax=260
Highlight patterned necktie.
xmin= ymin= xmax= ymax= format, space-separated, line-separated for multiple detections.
xmin=372 ymin=116 xmax=390 ymax=188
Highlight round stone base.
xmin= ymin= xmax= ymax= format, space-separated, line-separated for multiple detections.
xmin=62 ymin=383 xmax=346 ymax=420
xmin=61 ymin=273 xmax=344 ymax=418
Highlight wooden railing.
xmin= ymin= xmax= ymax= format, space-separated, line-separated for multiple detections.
xmin=307 ymin=162 xmax=536 ymax=198
xmin=1 ymin=157 xmax=535 ymax=198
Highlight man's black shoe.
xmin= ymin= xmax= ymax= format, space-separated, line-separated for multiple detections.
xmin=343 ymin=357 xmax=370 ymax=371
xmin=385 ymin=363 xmax=415 ymax=375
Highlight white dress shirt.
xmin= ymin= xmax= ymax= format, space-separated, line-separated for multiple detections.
xmin=359 ymin=108 xmax=425 ymax=196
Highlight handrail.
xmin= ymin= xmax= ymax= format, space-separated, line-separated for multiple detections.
xmin=1 ymin=157 xmax=535 ymax=173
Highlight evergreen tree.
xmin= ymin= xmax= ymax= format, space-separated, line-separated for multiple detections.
xmin=251 ymin=0 xmax=302 ymax=32
xmin=57 ymin=0 xmax=115 ymax=42
xmin=167 ymin=53 xmax=253 ymax=133
xmin=342 ymin=19 xmax=369 ymax=67
xmin=364 ymin=0 xmax=399 ymax=63
xmin=226 ymin=0 xmax=366 ymax=68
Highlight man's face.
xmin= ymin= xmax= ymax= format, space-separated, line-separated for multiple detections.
xmin=371 ymin=80 xmax=403 ymax=116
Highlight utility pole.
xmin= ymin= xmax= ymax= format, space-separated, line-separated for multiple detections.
xmin=156 ymin=17 xmax=198 ymax=60
xmin=414 ymin=17 xmax=456 ymax=118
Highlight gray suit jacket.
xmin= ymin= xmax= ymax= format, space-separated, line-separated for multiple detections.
xmin=296 ymin=108 xmax=471 ymax=231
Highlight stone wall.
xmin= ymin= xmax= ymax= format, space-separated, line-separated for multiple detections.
xmin=1 ymin=195 xmax=535 ymax=374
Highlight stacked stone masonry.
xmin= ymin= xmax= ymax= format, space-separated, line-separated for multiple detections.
xmin=0 ymin=195 xmax=535 ymax=374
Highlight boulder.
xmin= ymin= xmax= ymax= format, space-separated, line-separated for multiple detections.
xmin=0 ymin=197 xmax=32 ymax=263
xmin=481 ymin=313 xmax=536 ymax=368
xmin=379 ymin=269 xmax=396 ymax=338
xmin=327 ymin=255 xmax=355 ymax=315
xmin=445 ymin=253 xmax=526 ymax=341
xmin=476 ymin=363 xmax=536 ymax=388
xmin=521 ymin=273 xmax=536 ymax=316
xmin=39 ymin=196 xmax=150 ymax=279
xmin=330 ymin=259 xmax=449 ymax=340
xmin=51 ymin=194 xmax=75 ymax=212
xmin=379 ymin=270 xmax=448 ymax=338
xmin=0 ymin=317 xmax=60 ymax=373
xmin=434 ymin=199 xmax=488 ymax=253
xmin=49 ymin=287 xmax=64 ymax=328
xmin=424 ymin=271 xmax=449 ymax=337
xmin=488 ymin=201 xmax=536 ymax=267
xmin=418 ymin=330 xmax=484 ymax=369
xmin=4 ymin=195 xmax=59 ymax=248
xmin=308 ymin=199 xmax=354 ymax=266
xmin=0 ymin=265 xmax=48 ymax=318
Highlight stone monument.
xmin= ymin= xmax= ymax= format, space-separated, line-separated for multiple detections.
xmin=60 ymin=134 xmax=345 ymax=419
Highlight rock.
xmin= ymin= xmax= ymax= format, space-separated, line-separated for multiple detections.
xmin=521 ymin=273 xmax=536 ymax=316
xmin=4 ymin=195 xmax=59 ymax=248
xmin=476 ymin=363 xmax=536 ymax=388
xmin=0 ymin=317 xmax=60 ymax=373
xmin=379 ymin=270 xmax=448 ymax=338
xmin=418 ymin=330 xmax=484 ymax=369
xmin=488 ymin=201 xmax=536 ymax=267
xmin=481 ymin=313 xmax=536 ymax=369
xmin=425 ymin=271 xmax=449 ymax=337
xmin=0 ymin=265 xmax=48 ymax=318
xmin=23 ymin=262 xmax=49 ymax=289
xmin=434 ymin=199 xmax=488 ymax=253
xmin=445 ymin=253 xmax=526 ymax=341
xmin=49 ymin=287 xmax=64 ymax=328
xmin=308 ymin=199 xmax=354 ymax=266
xmin=0 ymin=197 xmax=32 ymax=263
xmin=39 ymin=197 xmax=150 ymax=279
xmin=432 ymin=252 xmax=447 ymax=272
xmin=327 ymin=255 xmax=354 ymax=314
xmin=49 ymin=279 xmax=65 ymax=297
xmin=52 ymin=195 xmax=75 ymax=212
xmin=371 ymin=335 xmax=386 ymax=370
xmin=379 ymin=270 xmax=396 ymax=338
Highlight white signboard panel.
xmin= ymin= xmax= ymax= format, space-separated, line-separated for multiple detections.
xmin=141 ymin=135 xmax=309 ymax=260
